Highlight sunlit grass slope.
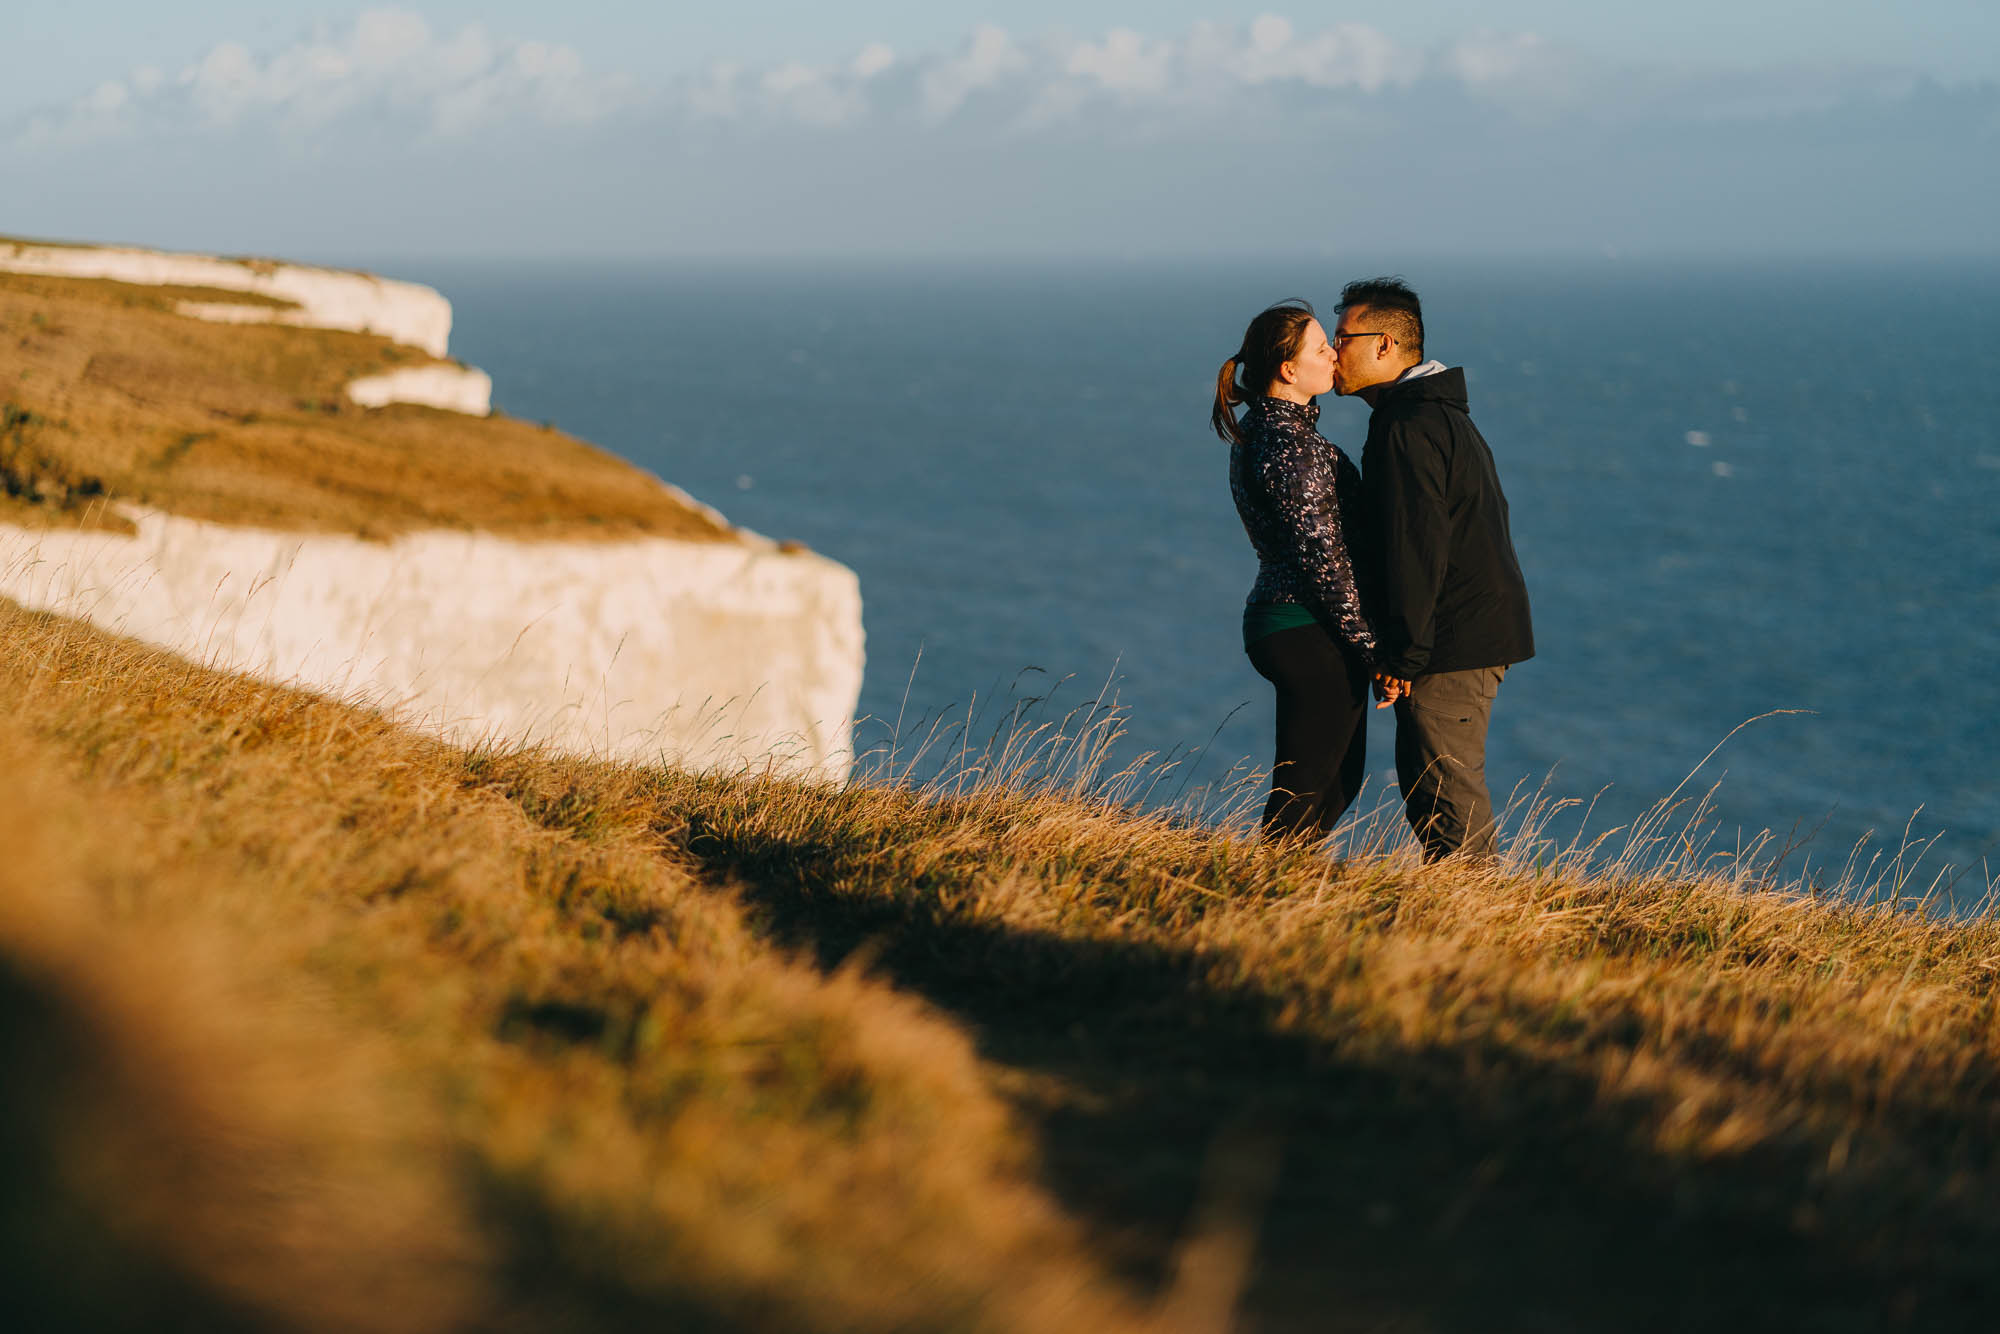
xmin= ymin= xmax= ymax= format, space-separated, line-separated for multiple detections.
xmin=6 ymin=597 xmax=2000 ymax=1332
xmin=0 ymin=601 xmax=1143 ymax=1334
xmin=0 ymin=269 xmax=729 ymax=541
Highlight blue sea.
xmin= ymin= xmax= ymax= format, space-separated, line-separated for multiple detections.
xmin=394 ymin=257 xmax=2000 ymax=902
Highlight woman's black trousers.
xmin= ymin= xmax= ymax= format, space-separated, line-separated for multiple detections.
xmin=1246 ymin=624 xmax=1369 ymax=839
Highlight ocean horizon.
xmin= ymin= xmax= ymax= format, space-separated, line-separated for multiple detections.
xmin=370 ymin=254 xmax=2000 ymax=906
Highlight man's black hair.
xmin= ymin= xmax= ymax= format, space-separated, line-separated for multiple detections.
xmin=1337 ymin=277 xmax=1424 ymax=359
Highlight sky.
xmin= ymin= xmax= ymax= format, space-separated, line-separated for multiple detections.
xmin=6 ymin=2 xmax=1997 ymax=261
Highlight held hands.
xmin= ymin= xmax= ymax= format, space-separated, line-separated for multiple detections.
xmin=1372 ymin=672 xmax=1411 ymax=709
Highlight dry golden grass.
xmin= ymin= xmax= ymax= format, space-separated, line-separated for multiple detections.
xmin=0 ymin=599 xmax=1156 ymax=1333
xmin=7 ymin=596 xmax=2000 ymax=1330
xmin=0 ymin=270 xmax=732 ymax=542
xmin=638 ymin=767 xmax=2000 ymax=1331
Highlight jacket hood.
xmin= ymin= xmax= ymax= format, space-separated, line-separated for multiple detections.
xmin=1377 ymin=367 xmax=1467 ymax=411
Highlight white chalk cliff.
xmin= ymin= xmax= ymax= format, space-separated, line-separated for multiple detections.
xmin=0 ymin=239 xmax=453 ymax=353
xmin=0 ymin=239 xmax=492 ymax=414
xmin=0 ymin=510 xmax=863 ymax=780
xmin=0 ymin=242 xmax=865 ymax=781
xmin=345 ymin=364 xmax=494 ymax=415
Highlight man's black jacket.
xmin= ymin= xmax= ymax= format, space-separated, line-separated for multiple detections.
xmin=1360 ymin=367 xmax=1534 ymax=680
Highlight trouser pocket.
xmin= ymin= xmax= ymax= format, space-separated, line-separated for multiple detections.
xmin=1406 ymin=666 xmax=1503 ymax=723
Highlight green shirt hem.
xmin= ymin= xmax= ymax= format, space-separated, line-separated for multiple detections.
xmin=1242 ymin=601 xmax=1320 ymax=649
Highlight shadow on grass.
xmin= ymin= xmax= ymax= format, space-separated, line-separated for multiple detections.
xmin=0 ymin=960 xmax=271 ymax=1334
xmin=674 ymin=814 xmax=1987 ymax=1334
xmin=465 ymin=1166 xmax=813 ymax=1334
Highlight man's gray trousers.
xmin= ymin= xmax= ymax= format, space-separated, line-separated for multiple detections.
xmin=1392 ymin=666 xmax=1506 ymax=862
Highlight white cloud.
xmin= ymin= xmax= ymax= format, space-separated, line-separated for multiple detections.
xmin=684 ymin=63 xmax=743 ymax=120
xmin=1066 ymin=29 xmax=1174 ymax=95
xmin=83 ymin=82 xmax=129 ymax=115
xmin=10 ymin=14 xmax=1539 ymax=151
xmin=16 ymin=9 xmax=635 ymax=145
xmin=852 ymin=44 xmax=896 ymax=81
xmin=19 ymin=10 xmax=1962 ymax=158
xmin=184 ymin=41 xmax=259 ymax=125
xmin=1222 ymin=16 xmax=1409 ymax=91
xmin=760 ymin=61 xmax=867 ymax=127
xmin=676 ymin=43 xmax=890 ymax=128
xmin=1434 ymin=31 xmax=1589 ymax=119
xmin=435 ymin=26 xmax=495 ymax=83
xmin=920 ymin=25 xmax=1027 ymax=119
xmin=1443 ymin=32 xmax=1552 ymax=86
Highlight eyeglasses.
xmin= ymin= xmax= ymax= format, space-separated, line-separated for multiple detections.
xmin=1332 ymin=331 xmax=1393 ymax=347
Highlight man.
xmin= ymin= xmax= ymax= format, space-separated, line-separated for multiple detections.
xmin=1329 ymin=277 xmax=1534 ymax=862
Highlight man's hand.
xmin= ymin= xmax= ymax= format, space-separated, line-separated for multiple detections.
xmin=1372 ymin=673 xmax=1411 ymax=708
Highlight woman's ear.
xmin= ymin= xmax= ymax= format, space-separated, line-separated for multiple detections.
xmin=1276 ymin=358 xmax=1298 ymax=385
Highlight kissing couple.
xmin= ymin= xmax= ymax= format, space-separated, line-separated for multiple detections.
xmin=1214 ymin=278 xmax=1534 ymax=862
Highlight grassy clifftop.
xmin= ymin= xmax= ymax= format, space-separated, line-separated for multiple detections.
xmin=0 ymin=267 xmax=729 ymax=541
xmin=5 ymin=598 xmax=2000 ymax=1333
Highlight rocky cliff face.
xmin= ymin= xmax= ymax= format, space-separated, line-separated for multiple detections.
xmin=0 ymin=241 xmax=865 ymax=781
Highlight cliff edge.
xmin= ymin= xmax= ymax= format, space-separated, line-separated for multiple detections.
xmin=0 ymin=237 xmax=863 ymax=779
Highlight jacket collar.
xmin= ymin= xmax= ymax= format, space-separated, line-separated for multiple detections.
xmin=1376 ymin=366 xmax=1468 ymax=409
xmin=1245 ymin=395 xmax=1320 ymax=428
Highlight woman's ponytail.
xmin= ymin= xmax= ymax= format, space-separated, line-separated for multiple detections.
xmin=1209 ymin=299 xmax=1318 ymax=445
xmin=1211 ymin=354 xmax=1249 ymax=444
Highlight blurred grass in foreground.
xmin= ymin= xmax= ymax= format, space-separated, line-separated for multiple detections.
xmin=3 ymin=598 xmax=1999 ymax=1332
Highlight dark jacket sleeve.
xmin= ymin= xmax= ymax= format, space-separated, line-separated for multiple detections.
xmin=1251 ymin=435 xmax=1377 ymax=664
xmin=1364 ymin=409 xmax=1451 ymax=679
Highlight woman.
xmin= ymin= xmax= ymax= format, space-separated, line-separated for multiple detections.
xmin=1213 ymin=299 xmax=1377 ymax=839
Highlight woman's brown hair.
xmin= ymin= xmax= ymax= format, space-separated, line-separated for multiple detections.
xmin=1210 ymin=298 xmax=1318 ymax=445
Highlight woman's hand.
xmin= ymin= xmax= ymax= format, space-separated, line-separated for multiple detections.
xmin=1372 ymin=672 xmax=1410 ymax=708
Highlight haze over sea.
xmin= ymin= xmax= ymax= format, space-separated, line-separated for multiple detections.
xmin=409 ymin=257 xmax=2000 ymax=901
